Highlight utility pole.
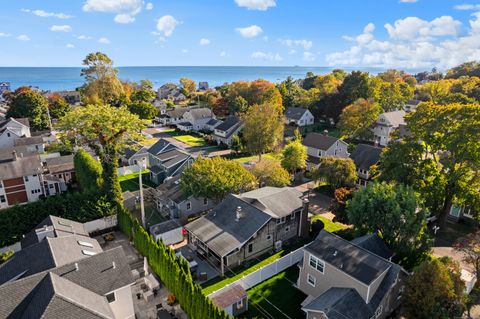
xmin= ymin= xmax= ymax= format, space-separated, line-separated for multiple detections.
xmin=138 ymin=158 xmax=146 ymax=228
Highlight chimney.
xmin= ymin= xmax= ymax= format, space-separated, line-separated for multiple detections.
xmin=298 ymin=197 xmax=310 ymax=238
xmin=12 ymin=150 xmax=17 ymax=161
xmin=235 ymin=206 xmax=242 ymax=221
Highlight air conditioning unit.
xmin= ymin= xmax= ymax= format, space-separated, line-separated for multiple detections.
xmin=274 ymin=240 xmax=282 ymax=252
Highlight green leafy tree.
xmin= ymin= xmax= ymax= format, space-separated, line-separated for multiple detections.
xmin=59 ymin=104 xmax=144 ymax=202
xmin=371 ymin=77 xmax=414 ymax=111
xmin=131 ymin=80 xmax=156 ymax=103
xmin=454 ymin=230 xmax=480 ymax=280
xmin=281 ymin=139 xmax=307 ymax=175
xmin=80 ymin=52 xmax=125 ymax=105
xmin=180 ymin=77 xmax=197 ymax=97
xmin=74 ymin=149 xmax=103 ymax=192
xmin=6 ymin=88 xmax=50 ymax=130
xmin=446 ymin=61 xmax=480 ymax=78
xmin=230 ymin=134 xmax=244 ymax=154
xmin=337 ymin=98 xmax=381 ymax=140
xmin=338 ymin=71 xmax=373 ymax=106
xmin=346 ymin=182 xmax=431 ymax=268
xmin=47 ymin=93 xmax=71 ymax=119
xmin=128 ymin=101 xmax=158 ymax=119
xmin=313 ymin=157 xmax=357 ymax=190
xmin=231 ymin=95 xmax=249 ymax=114
xmin=180 ymin=157 xmax=256 ymax=201
xmin=242 ymin=103 xmax=284 ymax=160
xmin=402 ymin=258 xmax=465 ymax=319
xmin=251 ymin=159 xmax=291 ymax=187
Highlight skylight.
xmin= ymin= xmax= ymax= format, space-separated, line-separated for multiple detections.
xmin=82 ymin=250 xmax=97 ymax=256
xmin=78 ymin=240 xmax=94 ymax=248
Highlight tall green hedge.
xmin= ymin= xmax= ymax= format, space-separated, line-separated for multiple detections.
xmin=117 ymin=208 xmax=230 ymax=319
xmin=74 ymin=149 xmax=103 ymax=192
xmin=0 ymin=191 xmax=115 ymax=247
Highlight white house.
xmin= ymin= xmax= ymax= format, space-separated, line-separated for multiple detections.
xmin=0 ymin=118 xmax=31 ymax=149
xmin=285 ymin=107 xmax=314 ymax=127
xmin=404 ymin=99 xmax=422 ymax=113
xmin=179 ymin=108 xmax=216 ymax=131
xmin=372 ymin=110 xmax=406 ymax=146
xmin=211 ymin=116 xmax=243 ymax=146
xmin=302 ymin=133 xmax=349 ymax=166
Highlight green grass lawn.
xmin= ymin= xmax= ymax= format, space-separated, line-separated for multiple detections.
xmin=119 ymin=171 xmax=156 ymax=192
xmin=244 ymin=266 xmax=306 ymax=319
xmin=311 ymin=214 xmax=350 ymax=233
xmin=164 ymin=130 xmax=207 ymax=147
xmin=228 ymin=152 xmax=280 ymax=164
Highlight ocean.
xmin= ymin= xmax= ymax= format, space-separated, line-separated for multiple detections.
xmin=0 ymin=66 xmax=397 ymax=92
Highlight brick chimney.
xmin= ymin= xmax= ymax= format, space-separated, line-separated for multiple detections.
xmin=299 ymin=197 xmax=310 ymax=238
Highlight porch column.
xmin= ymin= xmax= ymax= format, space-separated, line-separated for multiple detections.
xmin=221 ymin=256 xmax=225 ymax=277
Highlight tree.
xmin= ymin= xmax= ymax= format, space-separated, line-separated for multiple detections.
xmin=74 ymin=149 xmax=103 ymax=192
xmin=281 ymin=139 xmax=307 ymax=175
xmin=251 ymin=159 xmax=290 ymax=187
xmin=313 ymin=157 xmax=357 ymax=190
xmin=128 ymin=101 xmax=158 ymax=119
xmin=80 ymin=52 xmax=125 ymax=105
xmin=180 ymin=77 xmax=196 ymax=97
xmin=47 ymin=93 xmax=70 ymax=119
xmin=180 ymin=157 xmax=256 ymax=201
xmin=371 ymin=77 xmax=414 ymax=111
xmin=446 ymin=61 xmax=480 ymax=79
xmin=59 ymin=104 xmax=144 ymax=202
xmin=230 ymin=134 xmax=244 ymax=154
xmin=346 ymin=182 xmax=431 ymax=268
xmin=402 ymin=258 xmax=465 ymax=319
xmin=131 ymin=80 xmax=156 ymax=103
xmin=338 ymin=71 xmax=373 ymax=106
xmin=241 ymin=103 xmax=284 ymax=160
xmin=6 ymin=88 xmax=50 ymax=130
xmin=454 ymin=230 xmax=480 ymax=279
xmin=385 ymin=102 xmax=480 ymax=226
xmin=331 ymin=187 xmax=353 ymax=223
xmin=337 ymin=98 xmax=381 ymax=140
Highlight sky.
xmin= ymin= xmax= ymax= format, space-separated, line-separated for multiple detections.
xmin=1 ymin=0 xmax=480 ymax=69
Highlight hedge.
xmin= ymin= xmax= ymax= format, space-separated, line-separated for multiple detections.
xmin=0 ymin=191 xmax=115 ymax=247
xmin=117 ymin=207 xmax=230 ymax=319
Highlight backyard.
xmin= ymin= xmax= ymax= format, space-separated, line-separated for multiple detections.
xmin=119 ymin=171 xmax=156 ymax=192
xmin=244 ymin=266 xmax=306 ymax=319
xmin=165 ymin=129 xmax=207 ymax=147
xmin=226 ymin=152 xmax=281 ymax=165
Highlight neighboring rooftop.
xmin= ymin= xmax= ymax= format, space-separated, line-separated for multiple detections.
xmin=379 ymin=110 xmax=406 ymax=126
xmin=214 ymin=116 xmax=241 ymax=132
xmin=147 ymin=138 xmax=177 ymax=156
xmin=150 ymin=219 xmax=181 ymax=236
xmin=0 ymin=155 xmax=42 ymax=180
xmin=187 ymin=108 xmax=214 ymax=120
xmin=13 ymin=136 xmax=44 ymax=147
xmin=285 ymin=107 xmax=310 ymax=121
xmin=45 ymin=155 xmax=75 ymax=174
xmin=302 ymin=133 xmax=340 ymax=151
xmin=210 ymin=284 xmax=247 ymax=309
xmin=350 ymin=233 xmax=394 ymax=260
xmin=349 ymin=144 xmax=382 ymax=171
xmin=239 ymin=186 xmax=303 ymax=219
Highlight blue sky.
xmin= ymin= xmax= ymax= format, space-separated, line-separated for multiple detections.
xmin=1 ymin=0 xmax=480 ymax=68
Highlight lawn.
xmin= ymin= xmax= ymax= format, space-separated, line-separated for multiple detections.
xmin=228 ymin=152 xmax=280 ymax=164
xmin=244 ymin=266 xmax=306 ymax=319
xmin=164 ymin=130 xmax=207 ymax=147
xmin=311 ymin=214 xmax=353 ymax=239
xmin=301 ymin=122 xmax=340 ymax=138
xmin=119 ymin=171 xmax=156 ymax=192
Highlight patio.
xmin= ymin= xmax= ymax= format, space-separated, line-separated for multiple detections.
xmin=175 ymin=243 xmax=221 ymax=284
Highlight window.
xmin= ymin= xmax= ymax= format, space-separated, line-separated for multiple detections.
xmin=203 ymin=198 xmax=208 ymax=205
xmin=24 ymin=176 xmax=29 ymax=182
xmin=276 ymin=217 xmax=286 ymax=225
xmin=0 ymin=181 xmax=3 ymax=188
xmin=266 ymin=234 xmax=272 ymax=241
xmin=236 ymin=299 xmax=243 ymax=309
xmin=307 ymin=274 xmax=316 ymax=287
xmin=106 ymin=292 xmax=116 ymax=303
xmin=49 ymin=184 xmax=54 ymax=189
xmin=309 ymin=255 xmax=325 ymax=274
xmin=247 ymin=243 xmax=253 ymax=253
xmin=0 ymin=195 xmax=5 ymax=203
xmin=7 ymin=133 xmax=10 ymax=137
xmin=186 ymin=202 xmax=191 ymax=210
xmin=290 ymin=212 xmax=297 ymax=221
xmin=285 ymin=226 xmax=290 ymax=232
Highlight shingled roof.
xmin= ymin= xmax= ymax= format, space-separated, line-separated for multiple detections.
xmin=285 ymin=107 xmax=309 ymax=121
xmin=349 ymin=144 xmax=382 ymax=171
xmin=0 ymin=155 xmax=43 ymax=180
xmin=302 ymin=133 xmax=341 ymax=151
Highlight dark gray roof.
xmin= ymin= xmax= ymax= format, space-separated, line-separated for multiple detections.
xmin=13 ymin=136 xmax=44 ymax=147
xmin=150 ymin=219 xmax=181 ymax=236
xmin=303 ymin=133 xmax=341 ymax=151
xmin=239 ymin=187 xmax=303 ymax=218
xmin=148 ymin=138 xmax=175 ymax=156
xmin=177 ymin=121 xmax=193 ymax=127
xmin=406 ymin=99 xmax=422 ymax=105
xmin=349 ymin=144 xmax=382 ymax=171
xmin=156 ymin=176 xmax=187 ymax=203
xmin=214 ymin=116 xmax=240 ymax=132
xmin=303 ymin=288 xmax=372 ymax=319
xmin=45 ymin=155 xmax=75 ymax=174
xmin=305 ymin=231 xmax=391 ymax=285
xmin=149 ymin=165 xmax=164 ymax=175
xmin=123 ymin=145 xmax=148 ymax=160
xmin=0 ymin=146 xmax=36 ymax=163
xmin=206 ymin=118 xmax=220 ymax=126
xmin=156 ymin=149 xmax=191 ymax=167
xmin=351 ymin=234 xmax=393 ymax=260
xmin=285 ymin=107 xmax=310 ymax=121
xmin=0 ymin=155 xmax=43 ymax=180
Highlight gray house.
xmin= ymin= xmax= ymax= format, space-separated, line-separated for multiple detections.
xmin=302 ymin=133 xmax=349 ymax=167
xmin=298 ymin=231 xmax=407 ymax=319
xmin=285 ymin=107 xmax=314 ymax=127
xmin=178 ymin=108 xmax=216 ymax=132
xmin=184 ymin=187 xmax=310 ymax=275
xmin=349 ymin=144 xmax=382 ymax=187
xmin=211 ymin=116 xmax=243 ymax=146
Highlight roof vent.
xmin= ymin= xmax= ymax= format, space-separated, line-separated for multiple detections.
xmin=333 ymin=250 xmax=338 ymax=257
xmin=75 ymin=263 xmax=79 ymax=271
xmin=112 ymin=261 xmax=116 ymax=269
xmin=340 ymin=263 xmax=343 ymax=269
xmin=236 ymin=206 xmax=243 ymax=221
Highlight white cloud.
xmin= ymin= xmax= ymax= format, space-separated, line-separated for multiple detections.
xmin=156 ymin=15 xmax=180 ymax=37
xmin=399 ymin=0 xmax=418 ymax=3
xmin=288 ymin=49 xmax=297 ymax=55
xmin=220 ymin=51 xmax=227 ymax=57
xmin=234 ymin=0 xmax=276 ymax=10
xmin=114 ymin=13 xmax=135 ymax=24
xmin=182 ymin=49 xmax=189 ymax=53
xmin=235 ymin=25 xmax=263 ymax=38
xmin=50 ymin=25 xmax=72 ymax=32
xmin=21 ymin=9 xmax=73 ymax=19
xmin=200 ymin=38 xmax=211 ymax=45
xmin=82 ymin=0 xmax=146 ymax=24
xmin=303 ymin=52 xmax=316 ymax=62
xmin=98 ymin=37 xmax=111 ymax=44
xmin=279 ymin=38 xmax=313 ymax=50
xmin=77 ymin=35 xmax=92 ymax=40
xmin=454 ymin=4 xmax=480 ymax=10
xmin=66 ymin=43 xmax=75 ymax=48
xmin=17 ymin=34 xmax=30 ymax=41
xmin=326 ymin=13 xmax=480 ymax=70
xmin=0 ymin=32 xmax=11 ymax=37
xmin=251 ymin=51 xmax=282 ymax=61
xmin=146 ymin=2 xmax=154 ymax=10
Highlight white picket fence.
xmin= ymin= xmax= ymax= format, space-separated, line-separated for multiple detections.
xmin=208 ymin=246 xmax=306 ymax=297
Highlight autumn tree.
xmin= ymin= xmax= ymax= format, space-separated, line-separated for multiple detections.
xmin=446 ymin=61 xmax=480 ymax=79
xmin=59 ymin=104 xmax=144 ymax=202
xmin=242 ymin=103 xmax=284 ymax=160
xmin=224 ymin=80 xmax=283 ymax=113
xmin=80 ymin=52 xmax=125 ymax=105
xmin=6 ymin=88 xmax=50 ymax=130
xmin=251 ymin=159 xmax=290 ymax=187
xmin=281 ymin=139 xmax=307 ymax=175
xmin=313 ymin=157 xmax=357 ymax=190
xmin=337 ymin=98 xmax=381 ymax=140
xmin=371 ymin=76 xmax=414 ymax=111
xmin=180 ymin=157 xmax=256 ymax=201
xmin=346 ymin=182 xmax=431 ymax=268
xmin=454 ymin=230 xmax=480 ymax=279
xmin=402 ymin=258 xmax=465 ymax=319
xmin=47 ymin=93 xmax=70 ymax=119
xmin=180 ymin=77 xmax=196 ymax=97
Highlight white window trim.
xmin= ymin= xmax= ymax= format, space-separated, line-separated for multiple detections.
xmin=307 ymin=273 xmax=316 ymax=287
xmin=236 ymin=299 xmax=243 ymax=309
xmin=309 ymin=255 xmax=325 ymax=274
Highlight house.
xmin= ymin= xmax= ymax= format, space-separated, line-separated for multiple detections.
xmin=184 ymin=187 xmax=310 ymax=275
xmin=404 ymin=99 xmax=422 ymax=113
xmin=44 ymin=154 xmax=76 ymax=193
xmin=349 ymin=144 xmax=382 ymax=187
xmin=13 ymin=136 xmax=45 ymax=153
xmin=153 ymin=175 xmax=214 ymax=220
xmin=56 ymin=90 xmax=82 ymax=105
xmin=302 ymin=133 xmax=349 ymax=166
xmin=198 ymin=81 xmax=209 ymax=92
xmin=157 ymin=83 xmax=187 ymax=103
xmin=0 ymin=246 xmax=135 ymax=319
xmin=179 ymin=108 xmax=216 ymax=131
xmin=158 ymin=107 xmax=189 ymax=126
xmin=0 ymin=82 xmax=10 ymax=95
xmin=204 ymin=118 xmax=222 ymax=132
xmin=210 ymin=284 xmax=248 ymax=317
xmin=211 ymin=116 xmax=243 ymax=146
xmin=448 ymin=204 xmax=475 ymax=222
xmin=372 ymin=110 xmax=406 ymax=146
xmin=285 ymin=107 xmax=314 ymax=127
xmin=0 ymin=153 xmax=44 ymax=209
xmin=297 ymin=231 xmax=407 ymax=319
xmin=0 ymin=118 xmax=31 ymax=149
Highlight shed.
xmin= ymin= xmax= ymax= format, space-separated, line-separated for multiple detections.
xmin=210 ymin=284 xmax=248 ymax=317
xmin=150 ymin=219 xmax=183 ymax=245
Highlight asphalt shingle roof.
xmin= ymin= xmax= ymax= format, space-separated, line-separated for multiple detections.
xmin=379 ymin=110 xmax=406 ymax=127
xmin=349 ymin=144 xmax=382 ymax=171
xmin=302 ymin=133 xmax=340 ymax=151
xmin=13 ymin=136 xmax=44 ymax=147
xmin=285 ymin=107 xmax=309 ymax=121
xmin=214 ymin=116 xmax=240 ymax=132
xmin=147 ymin=138 xmax=174 ymax=156
xmin=0 ymin=155 xmax=43 ymax=180
xmin=187 ymin=108 xmax=214 ymax=120
xmin=45 ymin=155 xmax=75 ymax=174
xmin=351 ymin=233 xmax=393 ymax=260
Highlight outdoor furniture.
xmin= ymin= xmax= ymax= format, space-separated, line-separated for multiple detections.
xmin=145 ymin=273 xmax=160 ymax=291
xmin=131 ymin=269 xmax=140 ymax=280
xmin=144 ymin=290 xmax=154 ymax=302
